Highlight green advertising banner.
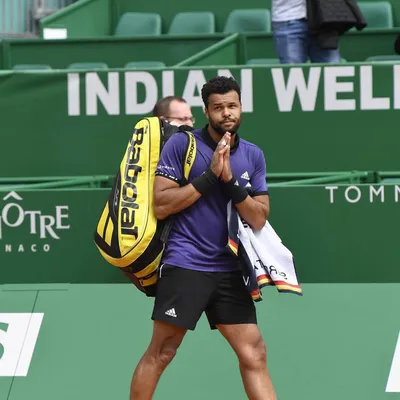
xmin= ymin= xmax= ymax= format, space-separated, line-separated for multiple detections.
xmin=0 ymin=284 xmax=399 ymax=399
xmin=1 ymin=63 xmax=400 ymax=177
xmin=0 ymin=183 xmax=399 ymax=285
xmin=0 ymin=188 xmax=125 ymax=284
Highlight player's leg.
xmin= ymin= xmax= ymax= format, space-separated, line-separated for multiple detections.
xmin=217 ymin=323 xmax=276 ymax=400
xmin=130 ymin=320 xmax=187 ymax=400
xmin=206 ymin=271 xmax=277 ymax=400
xmin=130 ymin=264 xmax=216 ymax=399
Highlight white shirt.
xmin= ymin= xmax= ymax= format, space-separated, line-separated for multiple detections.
xmin=272 ymin=0 xmax=307 ymax=22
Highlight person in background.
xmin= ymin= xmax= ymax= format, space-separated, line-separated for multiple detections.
xmin=271 ymin=0 xmax=341 ymax=64
xmin=152 ymin=96 xmax=195 ymax=128
xmin=395 ymin=34 xmax=400 ymax=55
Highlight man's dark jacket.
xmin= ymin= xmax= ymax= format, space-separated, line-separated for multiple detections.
xmin=307 ymin=0 xmax=367 ymax=49
xmin=395 ymin=35 xmax=400 ymax=54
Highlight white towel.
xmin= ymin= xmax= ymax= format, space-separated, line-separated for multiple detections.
xmin=227 ymin=201 xmax=303 ymax=301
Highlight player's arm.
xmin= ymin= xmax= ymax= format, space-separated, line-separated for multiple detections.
xmin=233 ymin=194 xmax=270 ymax=231
xmin=153 ymin=177 xmax=201 ymax=220
xmin=153 ymin=132 xmax=230 ymax=220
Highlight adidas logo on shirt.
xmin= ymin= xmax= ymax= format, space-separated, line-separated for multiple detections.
xmin=241 ymin=171 xmax=250 ymax=180
xmin=165 ymin=308 xmax=177 ymax=318
xmin=245 ymin=182 xmax=252 ymax=188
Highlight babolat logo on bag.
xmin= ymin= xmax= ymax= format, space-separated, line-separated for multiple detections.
xmin=119 ymin=125 xmax=146 ymax=240
xmin=94 ymin=117 xmax=196 ymax=296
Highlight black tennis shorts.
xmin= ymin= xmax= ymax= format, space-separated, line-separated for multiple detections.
xmin=151 ymin=264 xmax=257 ymax=331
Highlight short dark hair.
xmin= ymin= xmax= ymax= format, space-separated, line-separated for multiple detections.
xmin=152 ymin=96 xmax=187 ymax=117
xmin=201 ymin=76 xmax=241 ymax=108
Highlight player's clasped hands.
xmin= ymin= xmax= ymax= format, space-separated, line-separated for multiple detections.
xmin=210 ymin=132 xmax=231 ymax=177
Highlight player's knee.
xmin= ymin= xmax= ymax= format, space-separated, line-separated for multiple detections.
xmin=238 ymin=338 xmax=267 ymax=370
xmin=158 ymin=345 xmax=178 ymax=368
xmin=146 ymin=339 xmax=180 ymax=370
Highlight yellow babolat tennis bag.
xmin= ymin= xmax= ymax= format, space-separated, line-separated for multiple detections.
xmin=94 ymin=117 xmax=196 ymax=296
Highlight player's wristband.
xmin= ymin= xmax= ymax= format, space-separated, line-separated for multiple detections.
xmin=223 ymin=176 xmax=249 ymax=204
xmin=191 ymin=168 xmax=218 ymax=195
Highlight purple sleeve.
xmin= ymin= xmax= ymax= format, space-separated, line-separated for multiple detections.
xmin=155 ymin=132 xmax=188 ymax=184
xmin=251 ymin=148 xmax=269 ymax=196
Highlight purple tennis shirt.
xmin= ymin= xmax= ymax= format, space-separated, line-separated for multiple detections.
xmin=155 ymin=126 xmax=268 ymax=272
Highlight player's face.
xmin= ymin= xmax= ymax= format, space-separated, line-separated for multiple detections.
xmin=204 ymin=90 xmax=242 ymax=136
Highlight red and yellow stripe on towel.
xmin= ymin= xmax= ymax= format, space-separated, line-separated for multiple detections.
xmin=251 ymin=289 xmax=262 ymax=302
xmin=256 ymin=275 xmax=303 ymax=295
xmin=228 ymin=238 xmax=239 ymax=256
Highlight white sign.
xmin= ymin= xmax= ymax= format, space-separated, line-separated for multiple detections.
xmin=0 ymin=313 xmax=44 ymax=377
xmin=272 ymin=65 xmax=400 ymax=112
xmin=67 ymin=68 xmax=254 ymax=116
xmin=0 ymin=191 xmax=70 ymax=253
xmin=43 ymin=28 xmax=67 ymax=40
xmin=325 ymin=185 xmax=400 ymax=204
xmin=386 ymin=330 xmax=400 ymax=392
